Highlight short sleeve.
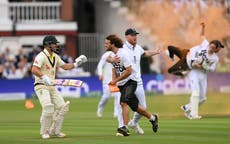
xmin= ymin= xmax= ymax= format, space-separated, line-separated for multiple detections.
xmin=139 ymin=46 xmax=145 ymax=55
xmin=201 ymin=39 xmax=209 ymax=48
xmin=56 ymin=55 xmax=66 ymax=67
xmin=33 ymin=53 xmax=43 ymax=68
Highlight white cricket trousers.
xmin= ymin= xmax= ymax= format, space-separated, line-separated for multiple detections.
xmin=186 ymin=69 xmax=207 ymax=115
xmin=132 ymin=84 xmax=147 ymax=124
xmin=35 ymin=85 xmax=65 ymax=134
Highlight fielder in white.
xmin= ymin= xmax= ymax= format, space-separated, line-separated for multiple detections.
xmin=123 ymin=28 xmax=161 ymax=134
xmin=31 ymin=35 xmax=87 ymax=139
xmin=96 ymin=50 xmax=120 ymax=118
xmin=96 ymin=48 xmax=124 ymax=129
xmin=166 ymin=23 xmax=224 ymax=119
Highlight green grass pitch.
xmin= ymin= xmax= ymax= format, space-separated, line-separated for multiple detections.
xmin=0 ymin=93 xmax=229 ymax=144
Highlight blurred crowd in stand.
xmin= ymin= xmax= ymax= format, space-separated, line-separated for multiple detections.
xmin=0 ymin=46 xmax=90 ymax=79
xmin=0 ymin=47 xmax=38 ymax=79
xmin=1 ymin=0 xmax=230 ymax=79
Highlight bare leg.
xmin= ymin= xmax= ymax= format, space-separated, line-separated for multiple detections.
xmin=120 ymin=102 xmax=129 ymax=126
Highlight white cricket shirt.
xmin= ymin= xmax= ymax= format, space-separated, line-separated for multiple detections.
xmin=186 ymin=39 xmax=219 ymax=72
xmin=123 ymin=41 xmax=145 ymax=85
xmin=33 ymin=49 xmax=65 ymax=84
xmin=97 ymin=51 xmax=114 ymax=84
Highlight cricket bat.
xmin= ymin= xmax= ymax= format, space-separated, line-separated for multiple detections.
xmin=54 ymin=79 xmax=83 ymax=87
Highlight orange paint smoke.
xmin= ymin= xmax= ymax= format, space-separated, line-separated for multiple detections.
xmin=128 ymin=0 xmax=230 ymax=49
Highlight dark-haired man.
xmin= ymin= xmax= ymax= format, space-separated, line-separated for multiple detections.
xmin=106 ymin=34 xmax=158 ymax=136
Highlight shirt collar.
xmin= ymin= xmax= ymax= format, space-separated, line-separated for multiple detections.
xmin=125 ymin=41 xmax=135 ymax=50
xmin=44 ymin=48 xmax=54 ymax=58
xmin=43 ymin=49 xmax=50 ymax=56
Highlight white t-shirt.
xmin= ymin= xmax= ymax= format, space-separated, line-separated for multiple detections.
xmin=186 ymin=39 xmax=219 ymax=72
xmin=123 ymin=41 xmax=145 ymax=85
xmin=97 ymin=51 xmax=114 ymax=84
xmin=111 ymin=48 xmax=132 ymax=86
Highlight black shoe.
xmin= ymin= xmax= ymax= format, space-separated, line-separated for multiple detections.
xmin=150 ymin=114 xmax=159 ymax=133
xmin=167 ymin=46 xmax=175 ymax=61
xmin=173 ymin=71 xmax=184 ymax=77
xmin=116 ymin=126 xmax=130 ymax=136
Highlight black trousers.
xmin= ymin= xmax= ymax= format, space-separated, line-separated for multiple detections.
xmin=168 ymin=45 xmax=190 ymax=76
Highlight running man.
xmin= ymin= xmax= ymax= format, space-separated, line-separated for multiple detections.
xmin=123 ymin=28 xmax=161 ymax=135
xmin=106 ymin=34 xmax=158 ymax=136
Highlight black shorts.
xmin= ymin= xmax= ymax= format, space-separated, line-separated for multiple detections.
xmin=118 ymin=79 xmax=137 ymax=104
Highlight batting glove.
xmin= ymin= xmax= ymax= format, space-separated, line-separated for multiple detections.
xmin=74 ymin=55 xmax=88 ymax=67
xmin=41 ymin=75 xmax=54 ymax=86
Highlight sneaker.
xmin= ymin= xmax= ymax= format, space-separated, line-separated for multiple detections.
xmin=173 ymin=71 xmax=184 ymax=77
xmin=55 ymin=132 xmax=66 ymax=138
xmin=41 ymin=133 xmax=50 ymax=139
xmin=184 ymin=112 xmax=192 ymax=119
xmin=128 ymin=120 xmax=144 ymax=135
xmin=165 ymin=50 xmax=174 ymax=61
xmin=149 ymin=114 xmax=159 ymax=133
xmin=97 ymin=111 xmax=102 ymax=118
xmin=116 ymin=126 xmax=130 ymax=136
xmin=50 ymin=132 xmax=66 ymax=138
xmin=189 ymin=115 xmax=202 ymax=120
xmin=116 ymin=132 xmax=124 ymax=136
xmin=183 ymin=112 xmax=202 ymax=120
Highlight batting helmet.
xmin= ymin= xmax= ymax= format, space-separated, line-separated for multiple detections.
xmin=43 ymin=35 xmax=59 ymax=46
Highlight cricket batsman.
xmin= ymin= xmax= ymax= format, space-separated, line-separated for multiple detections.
xmin=31 ymin=35 xmax=87 ymax=139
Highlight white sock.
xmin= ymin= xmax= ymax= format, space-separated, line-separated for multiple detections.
xmin=150 ymin=115 xmax=156 ymax=121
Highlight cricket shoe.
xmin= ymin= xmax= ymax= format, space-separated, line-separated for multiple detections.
xmin=189 ymin=115 xmax=202 ymax=120
xmin=183 ymin=112 xmax=202 ymax=120
xmin=50 ymin=132 xmax=66 ymax=138
xmin=128 ymin=120 xmax=144 ymax=135
xmin=97 ymin=111 xmax=102 ymax=118
xmin=41 ymin=133 xmax=50 ymax=139
xmin=181 ymin=105 xmax=192 ymax=119
xmin=149 ymin=114 xmax=159 ymax=133
xmin=116 ymin=126 xmax=130 ymax=136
